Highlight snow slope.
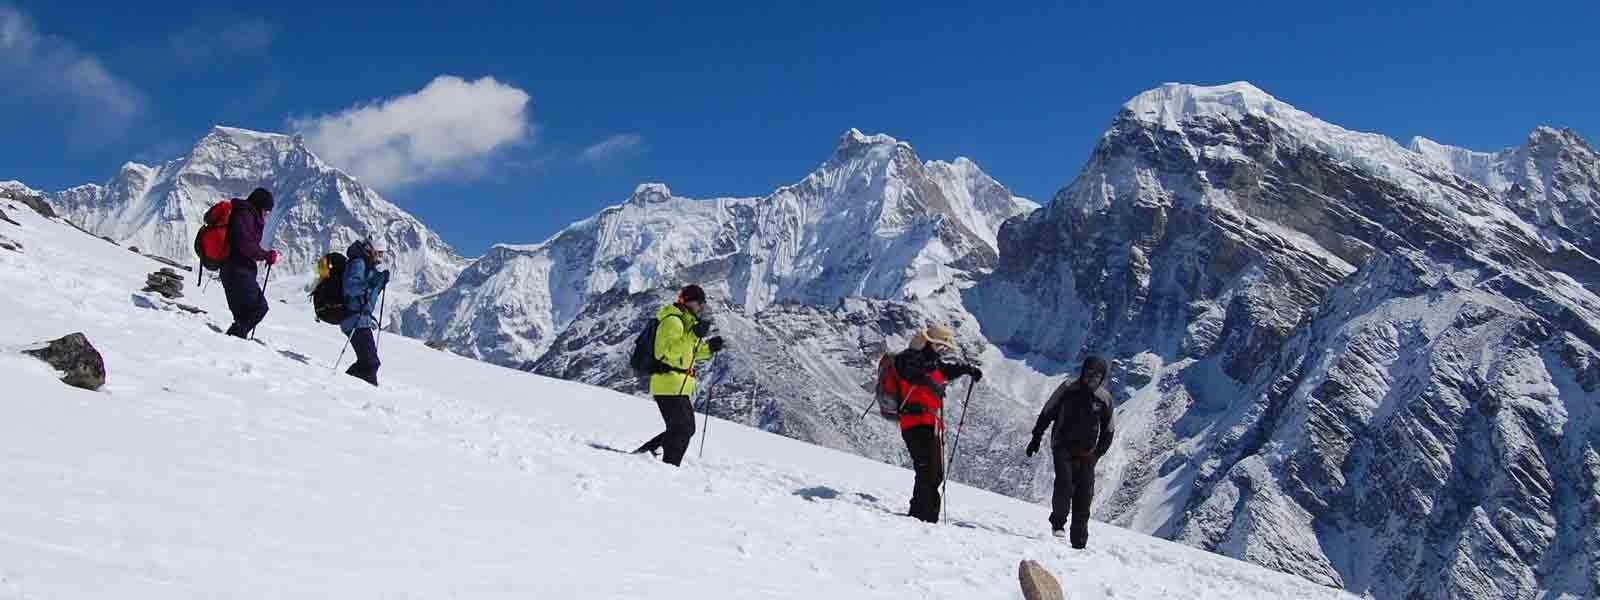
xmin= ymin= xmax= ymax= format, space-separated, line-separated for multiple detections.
xmin=0 ymin=180 xmax=1349 ymax=598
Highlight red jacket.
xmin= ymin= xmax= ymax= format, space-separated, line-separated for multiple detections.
xmin=894 ymin=349 xmax=963 ymax=432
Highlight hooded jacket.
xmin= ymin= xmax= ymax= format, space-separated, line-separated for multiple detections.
xmin=1033 ymin=356 xmax=1115 ymax=457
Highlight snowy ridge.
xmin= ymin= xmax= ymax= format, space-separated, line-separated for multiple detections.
xmin=403 ymin=130 xmax=1031 ymax=365
xmin=1407 ymin=136 xmax=1508 ymax=189
xmin=1413 ymin=127 xmax=1600 ymax=257
xmin=0 ymin=180 xmax=41 ymax=197
xmin=1121 ymin=82 xmax=1459 ymax=197
xmin=0 ymin=192 xmax=1352 ymax=599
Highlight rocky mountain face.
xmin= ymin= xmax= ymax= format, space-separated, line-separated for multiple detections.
xmin=42 ymin=126 xmax=466 ymax=301
xmin=969 ymin=82 xmax=1600 ymax=599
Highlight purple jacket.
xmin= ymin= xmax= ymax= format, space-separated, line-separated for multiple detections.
xmin=224 ymin=199 xmax=270 ymax=274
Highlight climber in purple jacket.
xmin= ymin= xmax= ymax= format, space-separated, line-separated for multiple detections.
xmin=221 ymin=188 xmax=278 ymax=338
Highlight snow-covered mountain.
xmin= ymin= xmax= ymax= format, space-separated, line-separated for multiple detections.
xmin=40 ymin=126 xmax=467 ymax=301
xmin=503 ymin=94 xmax=1598 ymax=600
xmin=0 ymin=194 xmax=1355 ymax=599
xmin=399 ymin=129 xmax=1036 ymax=365
xmin=399 ymin=132 xmax=1043 ymax=491
xmin=1411 ymin=127 xmax=1600 ymax=259
xmin=970 ymin=82 xmax=1600 ymax=599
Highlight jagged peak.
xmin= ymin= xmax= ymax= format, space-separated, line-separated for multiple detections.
xmin=118 ymin=161 xmax=155 ymax=175
xmin=839 ymin=127 xmax=899 ymax=146
xmin=835 ymin=128 xmax=903 ymax=153
xmin=1525 ymin=125 xmax=1593 ymax=151
xmin=626 ymin=183 xmax=673 ymax=204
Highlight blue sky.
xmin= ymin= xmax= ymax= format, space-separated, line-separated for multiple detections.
xmin=4 ymin=1 xmax=1598 ymax=255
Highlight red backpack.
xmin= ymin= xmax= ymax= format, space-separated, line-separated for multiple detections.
xmin=193 ymin=199 xmax=235 ymax=272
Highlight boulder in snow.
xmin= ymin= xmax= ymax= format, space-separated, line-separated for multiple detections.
xmin=22 ymin=332 xmax=107 ymax=391
xmin=1019 ymin=560 xmax=1064 ymax=600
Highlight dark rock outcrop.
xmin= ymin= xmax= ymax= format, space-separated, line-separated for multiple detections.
xmin=22 ymin=332 xmax=107 ymax=391
xmin=0 ymin=189 xmax=56 ymax=219
xmin=142 ymin=268 xmax=184 ymax=299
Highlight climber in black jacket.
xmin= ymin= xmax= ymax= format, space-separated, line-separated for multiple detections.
xmin=1026 ymin=355 xmax=1114 ymax=548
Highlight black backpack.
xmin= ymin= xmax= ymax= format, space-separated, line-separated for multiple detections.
xmin=629 ymin=314 xmax=689 ymax=378
xmin=309 ymin=251 xmax=351 ymax=324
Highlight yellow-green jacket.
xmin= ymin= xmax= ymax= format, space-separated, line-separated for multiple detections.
xmin=650 ymin=303 xmax=713 ymax=397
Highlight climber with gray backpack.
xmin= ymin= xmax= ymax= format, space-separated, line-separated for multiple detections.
xmin=630 ymin=284 xmax=725 ymax=466
xmin=309 ymin=238 xmax=390 ymax=386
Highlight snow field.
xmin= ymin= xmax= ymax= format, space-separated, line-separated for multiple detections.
xmin=0 ymin=201 xmax=1352 ymax=598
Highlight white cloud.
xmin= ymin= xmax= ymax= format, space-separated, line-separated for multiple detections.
xmin=0 ymin=5 xmax=143 ymax=135
xmin=578 ymin=133 xmax=644 ymax=166
xmin=290 ymin=75 xmax=532 ymax=189
xmin=169 ymin=18 xmax=276 ymax=64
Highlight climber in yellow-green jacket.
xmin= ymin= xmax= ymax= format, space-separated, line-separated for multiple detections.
xmin=633 ymin=284 xmax=725 ymax=465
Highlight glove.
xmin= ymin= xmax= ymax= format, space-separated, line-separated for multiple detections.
xmin=707 ymin=336 xmax=725 ymax=353
xmin=1026 ymin=437 xmax=1041 ymax=457
xmin=691 ymin=319 xmax=713 ymax=338
xmin=966 ymin=365 xmax=984 ymax=382
xmin=266 ymin=250 xmax=279 ymax=265
xmin=373 ymin=269 xmax=391 ymax=289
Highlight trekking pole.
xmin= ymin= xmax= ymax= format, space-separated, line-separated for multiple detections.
xmin=858 ymin=394 xmax=879 ymax=420
xmin=698 ymin=355 xmax=717 ymax=459
xmin=250 ymin=262 xmax=274 ymax=340
xmin=331 ymin=326 xmax=357 ymax=374
xmin=375 ymin=287 xmax=387 ymax=349
xmin=941 ymin=380 xmax=977 ymax=522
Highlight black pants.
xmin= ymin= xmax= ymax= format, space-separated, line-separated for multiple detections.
xmin=637 ymin=395 xmax=695 ymax=466
xmin=346 ymin=328 xmax=380 ymax=386
xmin=902 ymin=425 xmax=944 ymax=523
xmin=220 ymin=268 xmax=268 ymax=338
xmin=1050 ymin=447 xmax=1097 ymax=547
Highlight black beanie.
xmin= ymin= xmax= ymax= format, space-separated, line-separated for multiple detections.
xmin=246 ymin=187 xmax=274 ymax=211
xmin=679 ymin=284 xmax=707 ymax=304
